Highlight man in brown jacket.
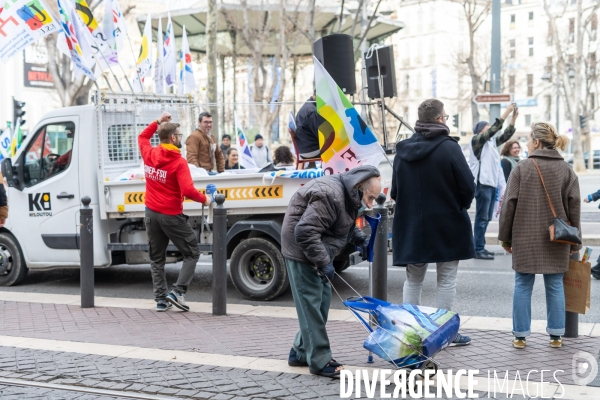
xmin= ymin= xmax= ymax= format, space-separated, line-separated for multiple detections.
xmin=186 ymin=112 xmax=225 ymax=173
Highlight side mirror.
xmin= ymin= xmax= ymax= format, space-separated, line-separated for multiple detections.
xmin=1 ymin=158 xmax=15 ymax=188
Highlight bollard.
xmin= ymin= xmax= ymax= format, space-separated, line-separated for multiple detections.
xmin=80 ymin=196 xmax=94 ymax=308
xmin=564 ymin=251 xmax=580 ymax=338
xmin=212 ymin=193 xmax=227 ymax=316
xmin=371 ymin=193 xmax=388 ymax=302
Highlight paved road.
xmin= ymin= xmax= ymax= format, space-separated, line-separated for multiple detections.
xmin=2 ymin=245 xmax=599 ymax=324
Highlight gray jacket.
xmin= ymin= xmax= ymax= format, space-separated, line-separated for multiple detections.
xmin=281 ymin=166 xmax=380 ymax=268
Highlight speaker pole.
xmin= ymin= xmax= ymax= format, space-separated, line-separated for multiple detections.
xmin=375 ymin=47 xmax=388 ymax=150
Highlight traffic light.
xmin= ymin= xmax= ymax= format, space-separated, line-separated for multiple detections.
xmin=579 ymin=115 xmax=587 ymax=130
xmin=452 ymin=114 xmax=459 ymax=128
xmin=12 ymin=97 xmax=26 ymax=127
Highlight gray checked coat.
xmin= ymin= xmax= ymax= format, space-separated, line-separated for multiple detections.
xmin=498 ymin=149 xmax=581 ymax=274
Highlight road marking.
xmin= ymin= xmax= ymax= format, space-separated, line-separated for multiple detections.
xmin=0 ymin=291 xmax=596 ymax=335
xmin=346 ymin=266 xmax=514 ymax=275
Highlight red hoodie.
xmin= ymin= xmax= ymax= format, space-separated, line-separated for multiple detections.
xmin=138 ymin=121 xmax=207 ymax=215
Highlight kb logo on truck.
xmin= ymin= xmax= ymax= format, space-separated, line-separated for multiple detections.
xmin=28 ymin=193 xmax=52 ymax=217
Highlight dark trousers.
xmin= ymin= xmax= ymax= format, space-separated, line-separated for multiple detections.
xmin=145 ymin=208 xmax=200 ymax=301
xmin=473 ymin=183 xmax=496 ymax=253
xmin=285 ymin=258 xmax=332 ymax=371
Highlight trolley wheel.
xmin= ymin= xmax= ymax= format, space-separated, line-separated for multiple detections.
xmin=421 ymin=359 xmax=438 ymax=375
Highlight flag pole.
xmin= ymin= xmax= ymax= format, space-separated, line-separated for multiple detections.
xmin=125 ymin=31 xmax=146 ymax=97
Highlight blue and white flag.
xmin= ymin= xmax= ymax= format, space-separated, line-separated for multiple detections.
xmin=177 ymin=26 xmax=195 ymax=95
xmin=234 ymin=112 xmax=257 ymax=169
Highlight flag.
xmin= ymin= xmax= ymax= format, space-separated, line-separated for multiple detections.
xmin=57 ymin=0 xmax=96 ymax=80
xmin=10 ymin=120 xmax=23 ymax=157
xmin=132 ymin=14 xmax=152 ymax=93
xmin=154 ymin=18 xmax=164 ymax=94
xmin=75 ymin=0 xmax=116 ymax=67
xmin=235 ymin=112 xmax=257 ymax=169
xmin=178 ymin=26 xmax=195 ymax=95
xmin=0 ymin=0 xmax=62 ymax=62
xmin=163 ymin=13 xmax=177 ymax=87
xmin=313 ymin=56 xmax=383 ymax=174
xmin=0 ymin=128 xmax=12 ymax=160
xmin=103 ymin=0 xmax=126 ymax=59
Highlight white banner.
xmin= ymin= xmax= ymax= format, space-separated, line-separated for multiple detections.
xmin=234 ymin=111 xmax=257 ymax=169
xmin=0 ymin=0 xmax=61 ymax=62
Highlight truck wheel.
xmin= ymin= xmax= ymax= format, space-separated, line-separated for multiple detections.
xmin=0 ymin=232 xmax=28 ymax=286
xmin=230 ymin=237 xmax=289 ymax=301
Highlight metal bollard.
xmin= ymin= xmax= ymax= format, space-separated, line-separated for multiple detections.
xmin=212 ymin=194 xmax=227 ymax=316
xmin=80 ymin=196 xmax=94 ymax=308
xmin=564 ymin=251 xmax=580 ymax=338
xmin=371 ymin=193 xmax=388 ymax=301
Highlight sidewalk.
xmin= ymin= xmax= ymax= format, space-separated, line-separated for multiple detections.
xmin=0 ymin=292 xmax=598 ymax=399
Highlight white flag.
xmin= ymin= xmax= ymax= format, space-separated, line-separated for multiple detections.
xmin=178 ymin=27 xmax=196 ymax=95
xmin=154 ymin=18 xmax=165 ymax=94
xmin=0 ymin=0 xmax=61 ymax=62
xmin=132 ymin=14 xmax=153 ymax=93
xmin=57 ymin=0 xmax=96 ymax=80
xmin=163 ymin=13 xmax=177 ymax=87
xmin=103 ymin=0 xmax=126 ymax=62
xmin=235 ymin=112 xmax=257 ymax=169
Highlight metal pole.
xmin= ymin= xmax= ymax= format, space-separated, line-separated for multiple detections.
xmin=212 ymin=193 xmax=227 ymax=316
xmin=564 ymin=251 xmax=580 ymax=338
xmin=489 ymin=0 xmax=501 ymax=122
xmin=372 ymin=193 xmax=388 ymax=301
xmin=80 ymin=196 xmax=94 ymax=308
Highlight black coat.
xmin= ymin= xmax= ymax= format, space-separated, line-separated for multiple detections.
xmin=390 ymin=121 xmax=476 ymax=265
xmin=281 ymin=166 xmax=378 ymax=268
xmin=294 ymin=97 xmax=324 ymax=155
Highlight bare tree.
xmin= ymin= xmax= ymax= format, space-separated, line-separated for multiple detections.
xmin=221 ymin=0 xmax=308 ymax=143
xmin=454 ymin=0 xmax=491 ymax=127
xmin=543 ymin=0 xmax=600 ymax=171
xmin=207 ymin=0 xmax=219 ymax=137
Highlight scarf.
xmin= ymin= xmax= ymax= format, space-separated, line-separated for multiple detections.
xmin=414 ymin=121 xmax=450 ymax=138
xmin=503 ymin=156 xmax=519 ymax=170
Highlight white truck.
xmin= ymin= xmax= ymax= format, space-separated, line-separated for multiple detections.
xmin=0 ymin=92 xmax=393 ymax=301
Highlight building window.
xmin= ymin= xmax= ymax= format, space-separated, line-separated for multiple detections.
xmin=569 ymin=18 xmax=575 ymax=42
xmin=545 ymin=95 xmax=552 ymax=121
xmin=527 ymin=74 xmax=534 ymax=97
xmin=525 ymin=114 xmax=531 ymax=126
xmin=590 ymin=52 xmax=597 ymax=76
xmin=591 ymin=93 xmax=596 ymax=111
xmin=547 ymin=22 xmax=553 ymax=45
xmin=404 ymin=74 xmax=410 ymax=94
xmin=592 ymin=13 xmax=598 ymax=41
xmin=528 ymin=37 xmax=534 ymax=56
xmin=509 ymin=75 xmax=516 ymax=94
xmin=545 ymin=56 xmax=553 ymax=81
xmin=510 ymin=39 xmax=516 ymax=59
xmin=510 ymin=14 xmax=515 ymax=30
xmin=528 ymin=12 xmax=534 ymax=27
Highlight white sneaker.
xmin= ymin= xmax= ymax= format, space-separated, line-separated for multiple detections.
xmin=166 ymin=290 xmax=189 ymax=311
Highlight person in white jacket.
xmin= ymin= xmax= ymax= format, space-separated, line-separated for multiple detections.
xmin=251 ymin=134 xmax=273 ymax=168
xmin=469 ymin=104 xmax=519 ymax=260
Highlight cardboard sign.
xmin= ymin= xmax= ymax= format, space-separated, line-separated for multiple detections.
xmin=564 ymin=259 xmax=591 ymax=314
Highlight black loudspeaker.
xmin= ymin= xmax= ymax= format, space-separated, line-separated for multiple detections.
xmin=313 ymin=34 xmax=356 ymax=95
xmin=365 ymin=45 xmax=397 ymax=99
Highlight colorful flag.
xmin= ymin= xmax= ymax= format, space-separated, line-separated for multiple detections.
xmin=101 ymin=0 xmax=125 ymax=64
xmin=132 ymin=14 xmax=152 ymax=93
xmin=0 ymin=128 xmax=12 ymax=160
xmin=0 ymin=0 xmax=61 ymax=62
xmin=178 ymin=26 xmax=195 ymax=95
xmin=10 ymin=120 xmax=23 ymax=157
xmin=154 ymin=18 xmax=164 ymax=94
xmin=57 ymin=0 xmax=96 ymax=80
xmin=163 ymin=13 xmax=177 ymax=87
xmin=235 ymin=112 xmax=257 ymax=169
xmin=75 ymin=0 xmax=115 ymax=67
xmin=313 ymin=56 xmax=383 ymax=174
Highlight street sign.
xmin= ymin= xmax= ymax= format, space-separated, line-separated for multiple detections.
xmin=473 ymin=94 xmax=513 ymax=104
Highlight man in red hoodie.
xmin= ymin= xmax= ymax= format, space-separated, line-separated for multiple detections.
xmin=139 ymin=112 xmax=212 ymax=312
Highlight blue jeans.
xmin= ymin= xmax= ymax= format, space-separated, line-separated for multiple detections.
xmin=513 ymin=272 xmax=566 ymax=337
xmin=473 ymin=183 xmax=496 ymax=253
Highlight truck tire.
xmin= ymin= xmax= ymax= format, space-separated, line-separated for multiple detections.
xmin=0 ymin=232 xmax=28 ymax=286
xmin=230 ymin=237 xmax=289 ymax=301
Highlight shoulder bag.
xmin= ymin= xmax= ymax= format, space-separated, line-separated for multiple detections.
xmin=531 ymin=159 xmax=581 ymax=246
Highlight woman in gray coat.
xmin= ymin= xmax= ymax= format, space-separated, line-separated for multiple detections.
xmin=498 ymin=122 xmax=581 ymax=350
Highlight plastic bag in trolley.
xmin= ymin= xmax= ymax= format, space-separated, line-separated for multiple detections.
xmin=344 ymin=297 xmax=460 ymax=369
